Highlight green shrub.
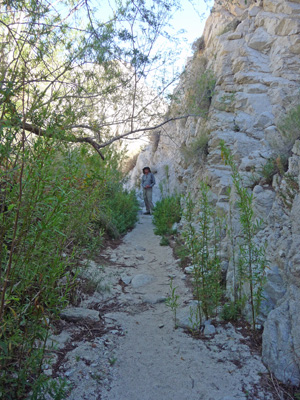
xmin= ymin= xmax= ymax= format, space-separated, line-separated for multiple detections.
xmin=279 ymin=104 xmax=300 ymax=150
xmin=152 ymin=195 xmax=182 ymax=237
xmin=185 ymin=66 xmax=216 ymax=116
xmin=181 ymin=131 xmax=209 ymax=163
xmin=260 ymin=155 xmax=287 ymax=185
xmin=220 ymin=141 xmax=267 ymax=331
xmin=0 ymin=134 xmax=139 ymax=398
xmin=160 ymin=236 xmax=170 ymax=246
xmin=100 ymin=188 xmax=139 ymax=237
xmin=183 ymin=185 xmax=223 ymax=324
xmin=221 ymin=298 xmax=246 ymax=322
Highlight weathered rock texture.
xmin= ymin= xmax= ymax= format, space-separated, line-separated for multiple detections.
xmin=128 ymin=0 xmax=300 ymax=386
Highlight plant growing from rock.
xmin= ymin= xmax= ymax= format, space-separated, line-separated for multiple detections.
xmin=165 ymin=278 xmax=180 ymax=328
xmin=180 ymin=130 xmax=209 ymax=164
xmin=220 ymin=141 xmax=267 ymax=331
xmin=183 ymin=184 xmax=223 ymax=327
xmin=279 ymin=104 xmax=300 ymax=151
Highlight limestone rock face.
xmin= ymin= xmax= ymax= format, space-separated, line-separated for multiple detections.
xmin=127 ymin=0 xmax=300 ymax=384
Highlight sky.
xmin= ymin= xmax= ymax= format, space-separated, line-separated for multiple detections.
xmin=169 ymin=0 xmax=212 ymax=58
xmin=159 ymin=0 xmax=213 ymax=82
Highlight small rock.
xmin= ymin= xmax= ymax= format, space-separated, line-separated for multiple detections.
xmin=136 ymin=255 xmax=145 ymax=261
xmin=135 ymin=246 xmax=146 ymax=251
xmin=159 ymin=324 xmax=164 ymax=329
xmin=65 ymin=369 xmax=75 ymax=377
xmin=204 ymin=321 xmax=216 ymax=335
xmin=131 ymin=274 xmax=154 ymax=288
xmin=184 ymin=265 xmax=196 ymax=274
xmin=121 ymin=274 xmax=132 ymax=285
xmin=176 ymin=307 xmax=195 ymax=330
xmin=143 ymin=295 xmax=166 ymax=304
xmin=60 ymin=307 xmax=100 ymax=323
xmin=43 ymin=369 xmax=53 ymax=377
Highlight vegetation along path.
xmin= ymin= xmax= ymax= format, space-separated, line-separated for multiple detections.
xmin=97 ymin=214 xmax=274 ymax=400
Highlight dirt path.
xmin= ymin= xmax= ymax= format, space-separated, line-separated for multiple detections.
xmin=98 ymin=214 xmax=274 ymax=400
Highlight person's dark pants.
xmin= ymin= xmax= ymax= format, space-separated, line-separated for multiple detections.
xmin=143 ymin=188 xmax=154 ymax=214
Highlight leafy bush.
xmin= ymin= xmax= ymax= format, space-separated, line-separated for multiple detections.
xmin=220 ymin=141 xmax=267 ymax=331
xmin=183 ymin=186 xmax=223 ymax=323
xmin=99 ymin=187 xmax=139 ymax=238
xmin=0 ymin=134 xmax=138 ymax=398
xmin=167 ymin=55 xmax=215 ymax=119
xmin=152 ymin=195 xmax=182 ymax=236
xmin=160 ymin=236 xmax=170 ymax=246
xmin=180 ymin=54 xmax=215 ymax=117
xmin=221 ymin=299 xmax=246 ymax=322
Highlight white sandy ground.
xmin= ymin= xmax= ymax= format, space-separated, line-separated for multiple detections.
xmin=47 ymin=213 xmax=275 ymax=399
xmin=98 ymin=214 xmax=274 ymax=400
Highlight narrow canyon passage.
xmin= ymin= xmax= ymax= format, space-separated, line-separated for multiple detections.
xmin=100 ymin=214 xmax=273 ymax=400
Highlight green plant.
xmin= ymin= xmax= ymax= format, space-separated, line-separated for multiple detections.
xmin=279 ymin=104 xmax=300 ymax=150
xmin=259 ymin=155 xmax=288 ymax=185
xmin=181 ymin=131 xmax=209 ymax=163
xmin=217 ymin=93 xmax=236 ymax=112
xmin=0 ymin=135 xmax=139 ymax=398
xmin=183 ymin=184 xmax=223 ymax=325
xmin=152 ymin=194 xmax=182 ymax=237
xmin=31 ymin=377 xmax=70 ymax=400
xmin=220 ymin=141 xmax=267 ymax=331
xmin=109 ymin=357 xmax=117 ymax=366
xmin=221 ymin=298 xmax=246 ymax=322
xmin=160 ymin=236 xmax=170 ymax=246
xmin=188 ymin=303 xmax=202 ymax=332
xmin=173 ymin=241 xmax=189 ymax=267
xmin=166 ymin=278 xmax=180 ymax=328
xmin=278 ymin=173 xmax=300 ymax=209
xmin=185 ymin=68 xmax=216 ymax=116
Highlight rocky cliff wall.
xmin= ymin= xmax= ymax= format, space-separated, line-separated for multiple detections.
xmin=128 ymin=0 xmax=300 ymax=385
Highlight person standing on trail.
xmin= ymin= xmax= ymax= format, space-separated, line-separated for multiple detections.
xmin=141 ymin=166 xmax=155 ymax=215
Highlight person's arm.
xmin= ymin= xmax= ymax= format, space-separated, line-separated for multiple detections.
xmin=141 ymin=175 xmax=146 ymax=188
xmin=150 ymin=173 xmax=156 ymax=187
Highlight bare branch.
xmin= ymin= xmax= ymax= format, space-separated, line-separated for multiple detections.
xmin=98 ymin=114 xmax=196 ymax=149
xmin=19 ymin=122 xmax=105 ymax=159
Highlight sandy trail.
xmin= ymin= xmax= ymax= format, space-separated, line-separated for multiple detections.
xmin=100 ymin=214 xmax=273 ymax=400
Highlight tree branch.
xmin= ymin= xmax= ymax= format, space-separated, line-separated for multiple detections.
xmin=97 ymin=114 xmax=195 ymax=149
xmin=21 ymin=122 xmax=105 ymax=159
xmin=2 ymin=114 xmax=196 ymax=160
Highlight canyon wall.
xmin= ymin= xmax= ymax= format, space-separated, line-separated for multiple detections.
xmin=128 ymin=0 xmax=300 ymax=385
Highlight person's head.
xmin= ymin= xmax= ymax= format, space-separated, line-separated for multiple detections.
xmin=143 ymin=167 xmax=151 ymax=175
